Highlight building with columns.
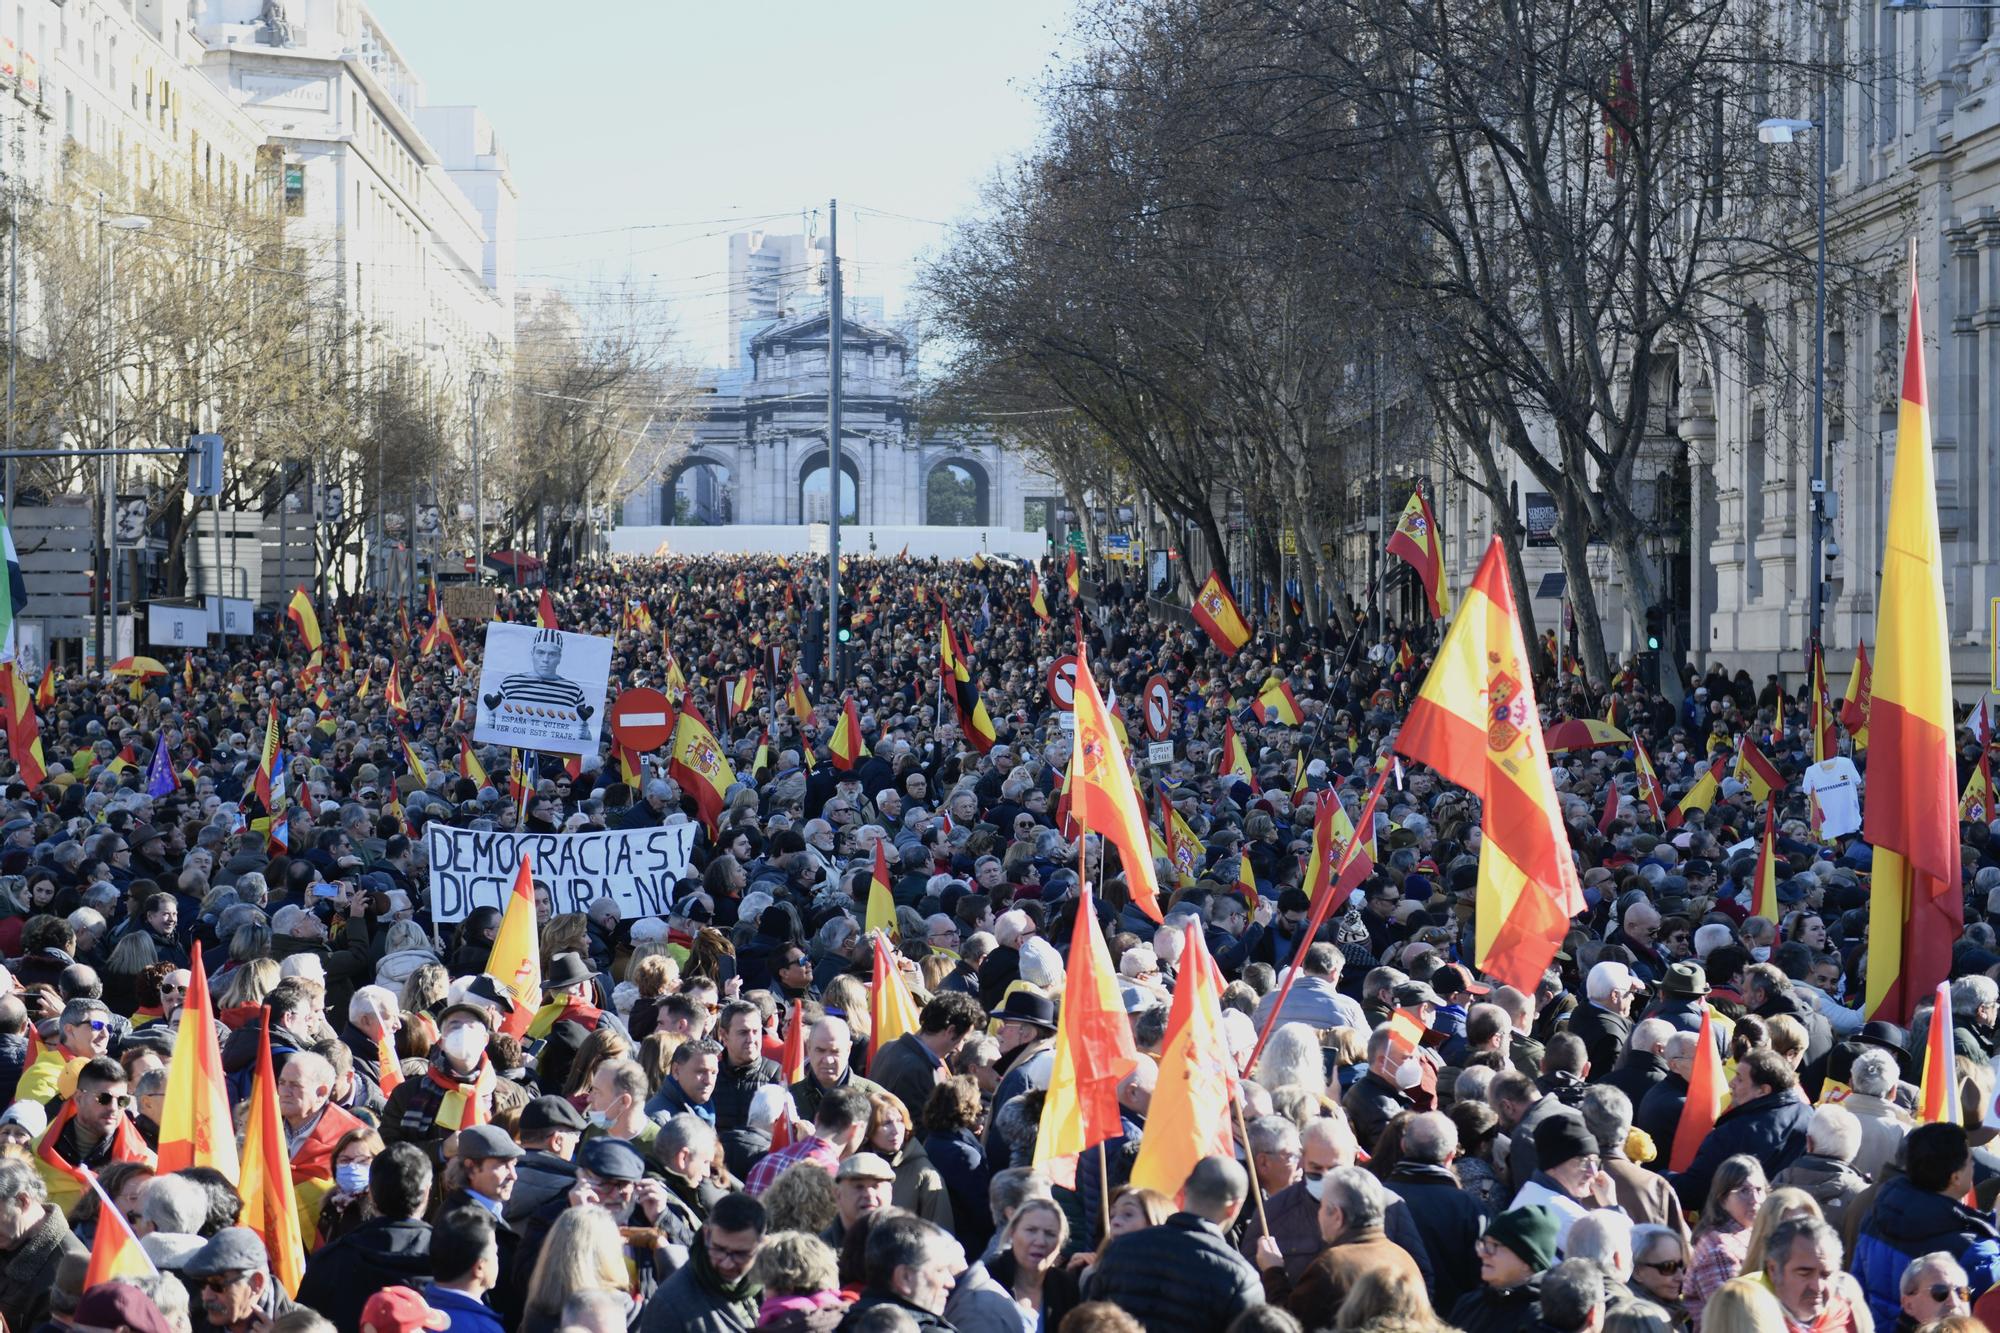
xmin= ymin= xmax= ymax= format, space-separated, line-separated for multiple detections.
xmin=621 ymin=308 xmax=1060 ymax=533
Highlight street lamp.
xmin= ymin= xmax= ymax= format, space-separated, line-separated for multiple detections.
xmin=96 ymin=201 xmax=150 ymax=675
xmin=1756 ymin=109 xmax=1829 ymax=658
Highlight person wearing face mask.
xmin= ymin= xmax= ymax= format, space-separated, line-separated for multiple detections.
xmin=278 ymin=1049 xmax=365 ymax=1185
xmin=295 ymin=1142 xmax=438 ymax=1331
xmin=583 ymin=1057 xmax=658 ymax=1148
xmin=1238 ymin=1113 xmax=1433 ymax=1287
xmin=1339 ymin=1024 xmax=1418 ymax=1153
xmin=380 ymin=1000 xmax=528 ymax=1155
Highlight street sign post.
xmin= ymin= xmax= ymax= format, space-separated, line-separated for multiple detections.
xmin=1047 ymin=654 xmax=1079 ymax=711
xmin=1105 ymin=533 xmax=1130 ymax=561
xmin=1143 ymin=674 xmax=1173 ymax=741
xmin=609 ymin=686 xmax=674 ymax=752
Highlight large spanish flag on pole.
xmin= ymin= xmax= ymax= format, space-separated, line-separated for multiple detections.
xmin=1034 ymin=886 xmax=1138 ymax=1187
xmin=1864 ymin=260 xmax=1963 ymax=1025
xmin=1071 ymin=648 xmax=1164 ymax=923
xmin=1190 ymin=571 xmax=1251 ymax=658
xmin=156 ymin=942 xmax=237 ymax=1178
xmin=240 ymin=1011 xmax=307 ymax=1295
xmin=1669 ymin=1006 xmax=1722 ymax=1171
xmin=1385 ymin=488 xmax=1451 ymax=620
xmin=484 ymin=857 xmax=542 ymax=1040
xmin=1394 ymin=537 xmax=1584 ymax=991
xmin=1129 ymin=923 xmax=1235 ymax=1197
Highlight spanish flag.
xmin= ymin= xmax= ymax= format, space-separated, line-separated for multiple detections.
xmin=401 ymin=735 xmax=428 ymax=788
xmin=1864 ymin=262 xmax=1962 ymax=1025
xmin=536 ymin=588 xmax=558 ymax=630
xmin=459 ymin=743 xmax=489 ymax=789
xmin=865 ymin=840 xmax=898 ymax=939
xmin=1394 ymin=537 xmax=1583 ymax=991
xmin=157 ymin=942 xmax=237 ymax=1178
xmin=829 ymin=696 xmax=865 ymax=771
xmin=1251 ymin=677 xmax=1303 ymax=726
xmin=1667 ymin=754 xmax=1726 ymax=830
xmin=617 ymin=745 xmax=643 ymax=787
xmin=1394 ymin=639 xmax=1415 ymax=672
xmin=668 ymin=704 xmax=736 ymax=833
xmin=787 ymin=673 xmax=814 ymax=728
xmin=1963 ymin=721 xmax=1995 ymax=824
xmin=1810 ymin=640 xmax=1836 ymax=766
xmin=252 ymin=703 xmax=282 ymax=815
xmin=1034 ymin=886 xmax=1138 ymax=1189
xmin=36 ymin=1098 xmax=154 ymax=1214
xmin=1065 ymin=549 xmax=1080 ymax=598
xmin=1234 ymin=843 xmax=1259 ymax=912
xmin=1734 ymin=736 xmax=1783 ymax=804
xmin=1071 ymin=649 xmax=1163 ymax=922
xmin=239 ymin=1009 xmax=306 ymax=1296
xmin=1302 ymin=776 xmax=1385 ymax=903
xmin=335 ymin=622 xmax=352 ymax=672
xmin=1385 ymin=488 xmax=1451 ymax=620
xmin=1669 ymin=1006 xmax=1722 ymax=1171
xmin=869 ymin=933 xmax=920 ymax=1067
xmin=285 ymin=587 xmax=322 ymax=654
xmin=1027 ymin=567 xmax=1051 ymax=623
xmin=1150 ymin=789 xmax=1204 ymax=886
xmin=938 ymin=610 xmax=998 ymax=753
xmin=484 ymin=857 xmax=541 ymax=1040
xmin=1752 ymin=802 xmax=1781 ymax=922
xmin=1129 ymin=923 xmax=1235 ymax=1196
xmin=81 ymin=1168 xmax=157 ymax=1287
xmin=0 ymin=663 xmax=43 ymax=790
xmin=384 ymin=664 xmax=408 ymax=718
xmin=1842 ymin=641 xmax=1873 ymax=749
xmin=1215 ymin=717 xmax=1253 ymax=785
xmin=1190 ymin=571 xmax=1251 ymax=658
xmin=1917 ymin=981 xmax=1957 ymax=1124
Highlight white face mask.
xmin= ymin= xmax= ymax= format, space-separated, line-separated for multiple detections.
xmin=439 ymin=1025 xmax=488 ymax=1064
xmin=1395 ymin=1057 xmax=1423 ymax=1090
xmin=1750 ymin=946 xmax=1771 ymax=963
xmin=1303 ymin=1173 xmax=1325 ymax=1201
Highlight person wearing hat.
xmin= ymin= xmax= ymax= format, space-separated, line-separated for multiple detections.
xmin=1449 ymin=1204 xmax=1561 ymax=1333
xmin=296 ymin=1142 xmax=439 ymax=1331
xmin=380 ymin=1001 xmax=528 ymax=1156
xmin=185 ymin=1228 xmax=298 ymax=1333
xmin=526 ymin=951 xmax=622 ymax=1040
xmin=504 ymin=1096 xmax=586 ymax=1227
xmin=823 ymin=1152 xmax=897 ymax=1251
xmin=73 ymin=1280 xmax=177 ymax=1333
xmin=980 ymin=990 xmax=1059 ymax=1171
xmin=359 ymin=1286 xmax=450 ymax=1333
xmin=1642 ymin=960 xmax=1716 ymax=1036
xmin=1509 ymin=1116 xmax=1610 ymax=1248
xmin=438 ymin=1123 xmax=523 ymax=1262
xmin=1568 ymin=960 xmax=1641 ymax=1083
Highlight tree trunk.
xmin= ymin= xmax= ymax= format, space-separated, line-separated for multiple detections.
xmin=1553 ymin=502 xmax=1611 ymax=691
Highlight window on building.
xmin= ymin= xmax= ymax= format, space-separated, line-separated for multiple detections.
xmin=1745 ymin=307 xmax=1768 ymax=386
xmin=283 ymin=163 xmax=305 ymax=215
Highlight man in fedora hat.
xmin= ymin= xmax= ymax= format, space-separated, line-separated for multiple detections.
xmin=981 ymin=991 xmax=1059 ymax=1171
xmin=1643 ymin=960 xmax=1718 ymax=1036
xmin=528 ymin=951 xmax=623 ymax=1040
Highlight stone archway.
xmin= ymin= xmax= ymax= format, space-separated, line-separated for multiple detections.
xmin=798 ymin=451 xmax=862 ymax=525
xmin=662 ymin=456 xmax=734 ymax=525
xmin=924 ymin=457 xmax=990 ymax=526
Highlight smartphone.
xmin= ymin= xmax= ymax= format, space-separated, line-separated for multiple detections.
xmin=312 ymin=881 xmax=343 ymax=900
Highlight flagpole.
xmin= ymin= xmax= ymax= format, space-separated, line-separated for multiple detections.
xmin=1232 ymin=1094 xmax=1269 ymax=1237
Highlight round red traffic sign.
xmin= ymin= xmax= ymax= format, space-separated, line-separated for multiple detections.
xmin=610 ymin=686 xmax=674 ymax=751
xmin=1143 ymin=675 xmax=1173 ymax=741
xmin=1047 ymin=655 xmax=1079 ymax=712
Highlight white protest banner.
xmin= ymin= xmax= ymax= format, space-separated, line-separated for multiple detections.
xmin=426 ymin=824 xmax=696 ymax=923
xmin=472 ymin=622 xmax=613 ymax=756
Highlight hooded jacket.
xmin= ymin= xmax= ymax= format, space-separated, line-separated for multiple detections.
xmin=1853 ymin=1175 xmax=2000 ymax=1328
xmin=295 ymin=1215 xmax=434 ymax=1332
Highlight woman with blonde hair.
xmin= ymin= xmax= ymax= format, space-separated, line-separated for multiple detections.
xmin=562 ymin=1027 xmax=632 ymax=1099
xmin=214 ymin=957 xmax=280 ymax=1025
xmin=1334 ymin=1264 xmax=1447 ymax=1332
xmin=539 ymin=913 xmax=591 ymax=971
xmin=399 ymin=961 xmax=449 ymax=1020
xmin=1701 ymin=1277 xmax=1789 ymax=1333
xmin=749 ymin=1230 xmax=846 ymax=1331
xmin=519 ymin=1206 xmax=631 ymax=1333
xmin=628 ymin=953 xmax=679 ymax=1041
xmin=821 ymin=976 xmax=871 ymax=1055
xmin=1738 ymin=1187 xmax=1822 ymax=1273
xmin=989 ymin=1195 xmax=1080 ymax=1327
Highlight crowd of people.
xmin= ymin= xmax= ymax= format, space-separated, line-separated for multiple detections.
xmin=0 ymin=551 xmax=1982 ymax=1333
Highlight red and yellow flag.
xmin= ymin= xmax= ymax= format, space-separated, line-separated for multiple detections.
xmin=1129 ymin=923 xmax=1235 ymax=1197
xmin=0 ymin=662 xmax=47 ymax=790
xmin=868 ymin=933 xmax=920 ymax=1067
xmin=1072 ymin=649 xmax=1164 ymax=923
xmin=1864 ymin=262 xmax=1963 ymax=1025
xmin=384 ymin=664 xmax=408 ymax=718
xmin=1065 ymin=549 xmax=1081 ymax=598
xmin=1394 ymin=536 xmax=1583 ymax=991
xmin=1752 ymin=802 xmax=1781 ymax=922
xmin=459 ymin=742 xmax=489 ymax=790
xmin=157 ymin=941 xmax=237 ymax=1178
xmin=1810 ymin=640 xmax=1836 ymax=766
xmin=1667 ymin=754 xmax=1726 ymax=831
xmin=1734 ymin=736 xmax=1782 ymax=804
xmin=536 ymin=589 xmax=558 ymax=630
xmin=668 ymin=705 xmax=735 ymax=833
xmin=1918 ymin=981 xmax=1957 ymax=1125
xmin=787 ymin=673 xmax=814 ymax=729
xmin=239 ymin=1009 xmax=306 ymax=1295
xmin=1385 ymin=488 xmax=1451 ymax=620
xmin=81 ymin=1169 xmax=157 ymax=1288
xmin=285 ymin=587 xmax=322 ymax=654
xmin=1669 ymin=1006 xmax=1722 ymax=1171
xmin=1843 ymin=641 xmax=1874 ymax=750
xmin=401 ymin=735 xmax=428 ymax=789
xmin=36 ymin=1100 xmax=153 ymax=1214
xmin=1189 ymin=571 xmax=1251 ymax=658
xmin=828 ymin=696 xmax=865 ymax=771
xmin=864 ymin=840 xmax=897 ymax=939
xmin=1251 ymin=677 xmax=1303 ymax=726
xmin=1027 ymin=567 xmax=1051 ymax=622
xmin=1215 ymin=717 xmax=1253 ymax=784
xmin=484 ymin=857 xmax=542 ymax=1040
xmin=1034 ymin=886 xmax=1139 ymax=1187
xmin=252 ymin=702 xmax=282 ymax=815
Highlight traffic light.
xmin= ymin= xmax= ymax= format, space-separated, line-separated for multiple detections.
xmin=1643 ymin=603 xmax=1669 ymax=652
xmin=837 ymin=597 xmax=854 ymax=644
xmin=187 ymin=434 xmax=224 ymax=497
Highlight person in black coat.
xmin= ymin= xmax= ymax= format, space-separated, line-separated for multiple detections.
xmin=295 ymin=1143 xmax=435 ymax=1332
xmin=1602 ymin=1018 xmax=1675 ymax=1110
xmin=1341 ymin=1029 xmax=1416 ymax=1154
xmin=1084 ymin=1157 xmax=1263 ymax=1333
xmin=1383 ymin=1112 xmax=1492 ymax=1316
xmin=711 ymin=999 xmax=782 ymax=1135
xmin=1448 ymin=1204 xmax=1558 ymax=1333
xmin=868 ymin=992 xmax=983 ymax=1127
xmin=1671 ymin=1047 xmax=1812 ymax=1212
xmin=1565 ymin=962 xmax=1638 ymax=1082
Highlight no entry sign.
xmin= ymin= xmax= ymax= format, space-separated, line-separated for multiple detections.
xmin=1143 ymin=675 xmax=1173 ymax=741
xmin=1047 ymin=655 xmax=1079 ymax=711
xmin=610 ymin=686 xmax=674 ymax=751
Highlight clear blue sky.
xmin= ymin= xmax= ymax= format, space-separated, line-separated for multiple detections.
xmin=380 ymin=1 xmax=1075 ymax=364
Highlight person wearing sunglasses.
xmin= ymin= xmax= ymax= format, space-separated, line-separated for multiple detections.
xmin=1629 ymin=1223 xmax=1688 ymax=1315
xmin=186 ymin=1226 xmax=299 ymax=1332
xmin=1899 ymin=1252 xmax=1972 ymax=1326
xmin=49 ymin=1056 xmax=142 ymax=1179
